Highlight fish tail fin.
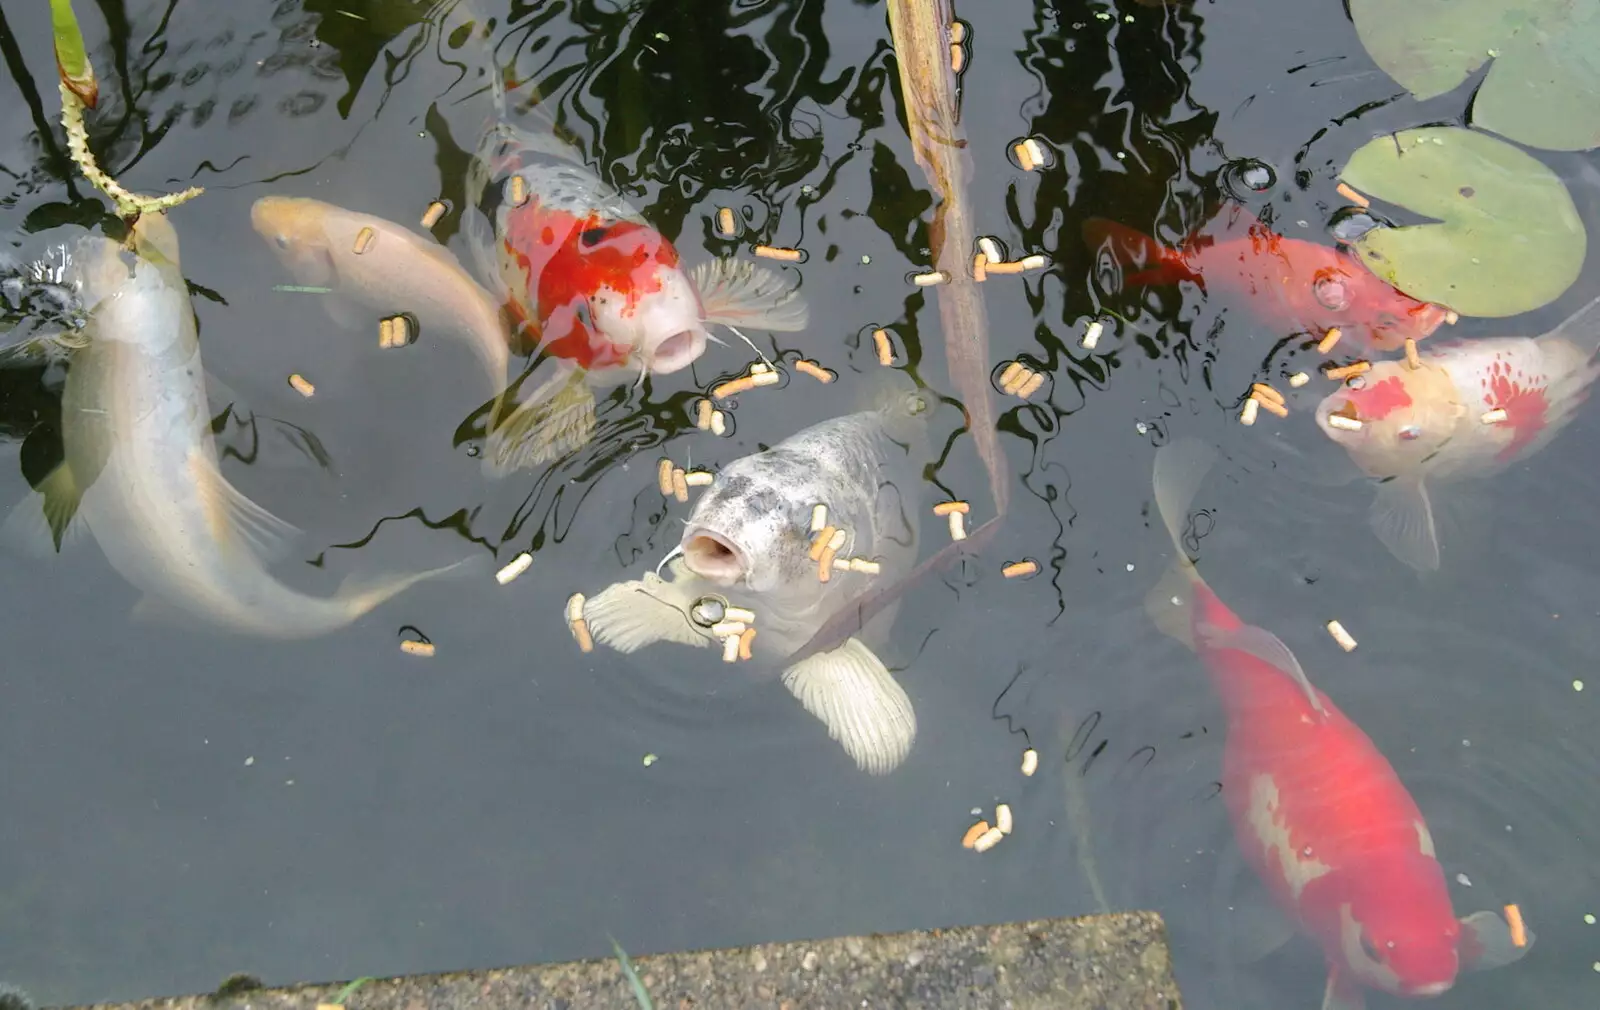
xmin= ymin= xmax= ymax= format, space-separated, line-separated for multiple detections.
xmin=582 ymin=557 xmax=717 ymax=653
xmin=694 ymin=259 xmax=808 ymax=332
xmin=781 ymin=637 xmax=917 ymax=775
xmin=1145 ymin=438 xmax=1221 ymax=652
xmin=1538 ymin=292 xmax=1600 ymax=360
xmin=1082 ymin=217 xmax=1196 ymax=287
xmin=335 ymin=555 xmax=487 ymax=619
xmin=481 ymin=365 xmax=596 ymax=477
xmin=1144 ymin=564 xmax=1197 ymax=650
xmin=1458 ymin=909 xmax=1535 ymax=972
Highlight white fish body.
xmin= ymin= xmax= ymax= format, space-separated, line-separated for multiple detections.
xmin=582 ymin=388 xmax=928 ymax=773
xmin=6 ymin=215 xmax=461 ymax=638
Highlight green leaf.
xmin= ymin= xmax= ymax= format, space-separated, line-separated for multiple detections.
xmin=49 ymin=0 xmax=97 ymax=107
xmin=1341 ymin=127 xmax=1585 ymax=318
xmin=1350 ymin=0 xmax=1600 ymax=151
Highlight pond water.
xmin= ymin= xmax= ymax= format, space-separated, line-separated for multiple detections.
xmin=1 ymin=0 xmax=1597 ymax=1006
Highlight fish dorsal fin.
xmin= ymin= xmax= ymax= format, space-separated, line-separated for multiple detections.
xmin=1369 ymin=475 xmax=1440 ymax=573
xmin=581 ymin=557 xmax=716 ymax=653
xmin=1537 ymin=292 xmax=1600 ymax=360
xmin=1458 ymin=909 xmax=1535 ymax=972
xmin=2 ymin=462 xmax=90 ymax=557
xmin=187 ymin=449 xmax=301 ymax=563
xmin=692 ymin=259 xmax=809 ymax=332
xmin=781 ymin=636 xmax=917 ymax=774
xmin=1197 ymin=620 xmax=1326 ymax=716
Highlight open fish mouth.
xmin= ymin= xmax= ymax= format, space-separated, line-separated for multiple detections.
xmin=647 ymin=327 xmax=706 ymax=373
xmin=1405 ymin=980 xmax=1452 ymax=998
xmin=682 ymin=527 xmax=749 ymax=586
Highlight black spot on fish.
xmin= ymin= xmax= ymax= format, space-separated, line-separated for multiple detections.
xmin=580 ymin=227 xmax=608 ymax=247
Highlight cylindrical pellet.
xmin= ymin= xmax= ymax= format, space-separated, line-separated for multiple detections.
xmin=1327 ymin=413 xmax=1363 ymax=432
xmin=978 ymin=237 xmax=1003 ymax=262
xmin=657 ymin=458 xmax=675 ymax=496
xmin=1016 ymin=372 xmax=1046 ymax=400
xmin=420 ymin=201 xmax=447 ymax=228
xmin=1288 ymin=372 xmax=1311 ymax=388
xmin=1326 ymin=619 xmax=1358 ymax=652
xmin=724 ymin=606 xmax=756 ymax=624
xmin=754 ymin=245 xmax=803 ymax=262
xmin=1335 ymin=182 xmax=1370 ymax=208
xmin=912 ymin=270 xmax=950 ymax=286
xmin=1002 ymin=560 xmax=1039 ymax=579
xmin=817 ymin=546 xmax=838 ymax=582
xmin=495 ymin=552 xmax=533 ymax=585
xmin=738 ymin=626 xmax=757 ymax=661
xmin=1020 ymin=254 xmax=1047 ymax=270
xmin=848 ymin=558 xmax=880 ymax=575
xmin=998 ymin=361 xmax=1026 ymax=392
xmin=696 ymin=398 xmax=714 ymax=429
xmin=711 ymin=410 xmax=728 ymax=436
xmin=400 ymin=639 xmax=434 ymax=657
xmin=950 ymin=21 xmax=966 ymax=43
xmin=1444 ymin=309 xmax=1459 ymax=325
xmin=750 ymin=369 xmax=780 ymax=387
xmin=1324 ymin=361 xmax=1371 ymax=381
xmin=509 ymin=175 xmax=527 ymax=206
xmin=810 ymin=504 xmax=828 ymax=533
xmin=809 ymin=526 xmax=837 ymax=562
xmin=1481 ymin=408 xmax=1508 ymax=424
xmin=671 ymin=468 xmax=689 ymax=503
xmin=1405 ymin=338 xmax=1422 ymax=370
xmin=709 ymin=621 xmax=747 ymax=638
xmin=721 ymin=634 xmax=740 ymax=662
xmin=1505 ymin=904 xmax=1527 ymax=947
xmin=948 ymin=511 xmax=968 ymax=541
xmin=717 ymin=207 xmax=736 ymax=236
xmin=1081 ymin=320 xmax=1103 ymax=350
xmin=566 ymin=593 xmax=586 ymax=623
xmin=1239 ymin=397 xmax=1260 ymax=426
xmin=684 ymin=470 xmax=714 ymax=487
xmin=795 ymin=359 xmax=834 ymax=383
xmin=962 ymin=821 xmax=990 ymax=849
xmin=873 ymin=328 xmax=894 ymax=366
xmin=1250 ymin=382 xmax=1285 ymax=405
xmin=949 ymin=42 xmax=964 ymax=73
xmin=352 ymin=226 xmax=376 ymax=255
xmin=1252 ymin=393 xmax=1289 ymax=418
xmin=972 ymin=252 xmax=988 ymax=282
xmin=288 ymin=374 xmax=315 ymax=397
xmin=571 ymin=618 xmax=593 ymax=653
xmin=1013 ymin=141 xmax=1035 ymax=171
xmin=1316 ymin=327 xmax=1343 ymax=354
xmin=973 ymin=826 xmax=1004 ymax=853
xmin=1021 ymin=748 xmax=1039 ymax=776
xmin=984 ymin=259 xmax=1026 ymax=275
xmin=933 ymin=501 xmax=970 ymax=516
xmin=713 ymin=376 xmax=755 ymax=399
xmin=995 ymin=803 xmax=1013 ymax=835
xmin=1023 ymin=138 xmax=1046 ymax=169
xmin=378 ymin=317 xmax=395 ymax=348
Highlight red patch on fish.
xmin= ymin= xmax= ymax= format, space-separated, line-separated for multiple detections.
xmin=1083 ymin=213 xmax=1446 ymax=350
xmin=1347 ymin=376 xmax=1413 ymax=421
xmin=1480 ymin=356 xmax=1550 ymax=461
xmin=501 ymin=197 xmax=679 ymax=370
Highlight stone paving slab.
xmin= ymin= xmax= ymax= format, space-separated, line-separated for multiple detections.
xmin=68 ymin=911 xmax=1180 ymax=1010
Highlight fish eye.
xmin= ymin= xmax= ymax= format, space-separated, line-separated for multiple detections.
xmin=1346 ymin=375 xmax=1367 ymax=390
xmin=1398 ymin=424 xmax=1422 ymax=441
xmin=1358 ymin=931 xmax=1384 ymax=962
xmin=1313 ymin=272 xmax=1351 ymax=311
xmin=689 ymin=596 xmax=727 ymax=628
xmin=274 ymin=234 xmax=290 ymax=250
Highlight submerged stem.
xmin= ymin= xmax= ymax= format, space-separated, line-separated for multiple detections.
xmin=59 ymin=81 xmax=202 ymax=217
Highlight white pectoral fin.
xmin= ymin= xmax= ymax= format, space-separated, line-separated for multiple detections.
xmin=780 ymin=637 xmax=916 ymax=775
xmin=483 ymin=365 xmax=596 ymax=477
xmin=2 ymin=463 xmax=89 ymax=557
xmin=1459 ymin=909 xmax=1534 ymax=972
xmin=1369 ymin=475 xmax=1440 ymax=573
xmin=693 ymin=258 xmax=808 ymax=332
xmin=1197 ymin=621 xmax=1326 ymax=716
xmin=190 ymin=451 xmax=301 ymax=562
xmin=581 ymin=558 xmax=713 ymax=653
xmin=1321 ymin=966 xmax=1366 ymax=1010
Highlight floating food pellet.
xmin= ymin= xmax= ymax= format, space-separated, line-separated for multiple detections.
xmin=684 ymin=470 xmax=714 ymax=487
xmin=1014 ymin=141 xmax=1036 ymax=172
xmin=1444 ymin=309 xmax=1459 ymax=325
xmin=984 ymin=258 xmax=1026 ymax=275
xmin=399 ymin=639 xmax=434 ymax=657
xmin=1016 ymin=372 xmax=1046 ymax=400
xmin=379 ymin=317 xmax=396 ymax=348
xmin=972 ymin=252 xmax=988 ymax=282
xmin=657 ymin=458 xmax=675 ymax=496
xmin=1239 ymin=397 xmax=1260 ymax=426
xmin=1316 ymin=327 xmax=1343 ymax=354
xmin=378 ymin=315 xmax=412 ymax=349
xmin=1404 ymin=338 xmax=1422 ymax=369
xmin=738 ymin=626 xmax=756 ymax=661
xmin=1324 ymin=361 xmax=1372 ymax=381
xmin=1020 ymin=254 xmax=1048 ymax=271
xmin=951 ymin=20 xmax=966 ymax=43
xmin=795 ymin=359 xmax=835 ymax=383
xmin=1002 ymin=560 xmax=1039 ymax=579
xmin=724 ymin=606 xmax=756 ymax=624
xmin=288 ymin=373 xmax=315 ymax=397
xmin=1251 ymin=383 xmax=1285 ymax=406
xmin=750 ymin=369 xmax=781 ymax=388
xmin=713 ymin=376 xmax=755 ymax=399
xmin=721 ymin=634 xmax=740 ymax=663
xmin=826 ymin=528 xmax=847 ymax=554
xmin=566 ymin=593 xmax=593 ymax=653
xmin=1252 ymin=393 xmax=1289 ymax=419
xmin=1082 ymin=320 xmax=1104 ymax=350
xmin=810 ymin=504 xmax=829 ymax=534
xmin=750 ymin=361 xmax=771 ymax=375
xmin=962 ymin=820 xmax=990 ymax=849
xmin=973 ymin=825 xmax=1005 ymax=853
xmin=949 ymin=43 xmax=964 ymax=73
xmin=847 ymin=557 xmax=881 ymax=575
xmin=1502 ymin=904 xmax=1527 ymax=947
xmin=998 ymin=361 xmax=1026 ymax=392
xmin=711 ymin=410 xmax=728 ymax=436
xmin=709 ymin=620 xmax=747 ymax=638
xmin=420 ymin=201 xmax=447 ymax=228
xmin=995 ymin=803 xmax=1013 ymax=835
xmin=873 ymin=328 xmax=894 ymax=366
xmin=978 ymin=237 xmax=1003 ymax=262
xmin=1021 ymin=748 xmax=1039 ymax=776
xmin=809 ymin=526 xmax=837 ymax=562
xmin=716 ymin=207 xmax=736 ymax=236
xmin=671 ymin=467 xmax=689 ymax=503
xmin=1288 ymin=372 xmax=1311 ymax=388
xmin=642 ymin=753 xmax=658 ymax=767
xmin=1335 ymin=182 xmax=1370 ymax=208
xmin=912 ymin=270 xmax=950 ymax=286
xmin=1023 ymin=138 xmax=1046 ymax=168
xmin=352 ymin=226 xmax=376 ymax=255
xmin=933 ymin=501 xmax=970 ymax=516
xmin=1326 ymin=619 xmax=1358 ymax=652
xmin=495 ymin=552 xmax=533 ymax=585
xmin=695 ymin=397 xmax=714 ymax=429
xmin=509 ymin=175 xmax=527 ymax=206
xmin=1327 ymin=413 xmax=1363 ymax=432
xmin=948 ymin=510 xmax=968 ymax=541
xmin=754 ymin=245 xmax=803 ymax=262
xmin=1481 ymin=408 xmax=1508 ymax=424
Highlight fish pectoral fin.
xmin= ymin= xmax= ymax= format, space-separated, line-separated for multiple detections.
xmin=1458 ymin=909 xmax=1534 ymax=972
xmin=582 ymin=560 xmax=714 ymax=653
xmin=1321 ymin=966 xmax=1366 ymax=1010
xmin=1369 ymin=476 xmax=1440 ymax=573
xmin=693 ymin=258 xmax=808 ymax=332
xmin=780 ymin=637 xmax=916 ymax=775
xmin=1196 ymin=621 xmax=1326 ymax=716
xmin=482 ymin=366 xmax=596 ymax=477
xmin=190 ymin=453 xmax=302 ymax=562
xmin=1 ymin=463 xmax=89 ymax=557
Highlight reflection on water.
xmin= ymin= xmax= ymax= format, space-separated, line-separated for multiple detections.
xmin=0 ymin=0 xmax=1597 ymax=1006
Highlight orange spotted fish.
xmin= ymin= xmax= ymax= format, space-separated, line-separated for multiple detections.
xmin=1149 ymin=438 xmax=1533 ymax=1010
xmin=1084 ymin=211 xmax=1449 ymax=352
xmin=465 ymin=121 xmax=807 ymax=474
xmin=1315 ymin=295 xmax=1600 ymax=571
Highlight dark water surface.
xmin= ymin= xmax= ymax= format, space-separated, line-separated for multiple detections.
xmin=1 ymin=0 xmax=1597 ymax=1006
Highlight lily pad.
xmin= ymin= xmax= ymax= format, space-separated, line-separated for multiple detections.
xmin=1340 ymin=127 xmax=1584 ymax=318
xmin=1350 ymin=0 xmax=1600 ymax=151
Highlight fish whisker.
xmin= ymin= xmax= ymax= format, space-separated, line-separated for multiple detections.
xmin=654 ymin=543 xmax=686 ymax=576
xmin=722 ymin=324 xmax=774 ymax=369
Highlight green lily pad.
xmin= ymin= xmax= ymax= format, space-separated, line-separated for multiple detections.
xmin=1350 ymin=0 xmax=1600 ymax=151
xmin=1340 ymin=127 xmax=1584 ymax=318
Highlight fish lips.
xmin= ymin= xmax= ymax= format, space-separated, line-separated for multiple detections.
xmin=681 ymin=526 xmax=750 ymax=587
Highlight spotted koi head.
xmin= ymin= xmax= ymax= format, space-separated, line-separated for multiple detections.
xmin=1313 ymin=361 xmax=1463 ymax=477
xmin=1335 ymin=851 xmax=1461 ymax=997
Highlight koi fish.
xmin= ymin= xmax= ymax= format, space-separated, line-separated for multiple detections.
xmin=464 ymin=121 xmax=808 ymax=474
xmin=1314 ymin=295 xmax=1600 ymax=571
xmin=1147 ymin=438 xmax=1532 ymax=1010
xmin=250 ymin=196 xmax=510 ymax=403
xmin=1084 ymin=212 xmax=1449 ymax=352
xmin=579 ymin=381 xmax=928 ymax=773
xmin=3 ymin=213 xmax=470 ymax=637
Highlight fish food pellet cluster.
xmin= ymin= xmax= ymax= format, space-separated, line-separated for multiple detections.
xmin=1242 ymin=383 xmax=1286 ymax=423
xmin=566 ymin=593 xmax=593 ymax=652
xmin=378 ymin=315 xmax=413 ymax=349
xmin=712 ymin=606 xmax=758 ymax=662
xmin=495 ymin=552 xmax=533 ymax=585
xmin=712 ymin=360 xmax=781 ymax=400
xmin=1014 ymin=137 xmax=1047 ymax=171
xmin=964 ymin=800 xmax=1013 ymax=853
xmin=998 ymin=360 xmax=1046 ymax=399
